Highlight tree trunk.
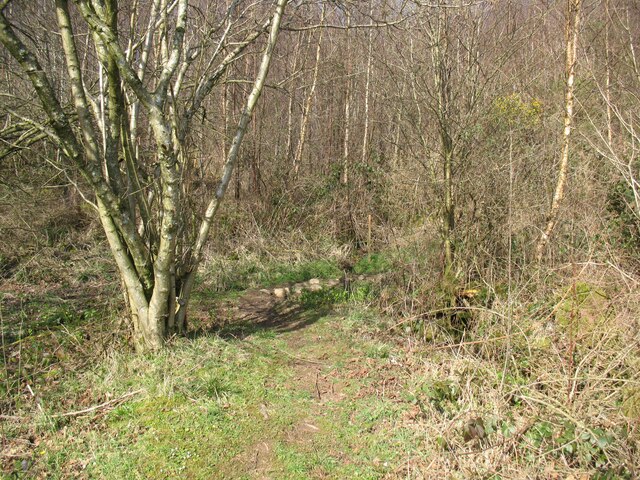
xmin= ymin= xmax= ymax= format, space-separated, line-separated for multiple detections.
xmin=170 ymin=0 xmax=289 ymax=335
xmin=1 ymin=0 xmax=289 ymax=353
xmin=293 ymin=6 xmax=325 ymax=177
xmin=536 ymin=0 xmax=582 ymax=260
xmin=432 ymin=5 xmax=455 ymax=276
xmin=342 ymin=12 xmax=352 ymax=186
xmin=361 ymin=0 xmax=374 ymax=165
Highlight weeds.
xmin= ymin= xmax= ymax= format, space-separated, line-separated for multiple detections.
xmin=353 ymin=253 xmax=392 ymax=275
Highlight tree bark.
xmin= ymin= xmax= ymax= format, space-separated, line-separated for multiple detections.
xmin=293 ymin=6 xmax=325 ymax=177
xmin=342 ymin=12 xmax=352 ymax=186
xmin=1 ymin=0 xmax=288 ymax=351
xmin=536 ymin=0 xmax=582 ymax=260
xmin=361 ymin=0 xmax=374 ymax=165
xmin=431 ymin=4 xmax=455 ymax=276
xmin=175 ymin=0 xmax=289 ymax=330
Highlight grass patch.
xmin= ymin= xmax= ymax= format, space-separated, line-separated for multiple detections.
xmin=353 ymin=253 xmax=392 ymax=275
xmin=4 ymin=262 xmax=638 ymax=479
xmin=202 ymin=257 xmax=343 ymax=293
xmin=24 ymin=334 xmax=307 ymax=478
xmin=4 ymin=298 xmax=423 ymax=479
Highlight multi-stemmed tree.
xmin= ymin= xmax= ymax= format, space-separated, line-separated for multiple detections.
xmin=0 ymin=0 xmax=288 ymax=351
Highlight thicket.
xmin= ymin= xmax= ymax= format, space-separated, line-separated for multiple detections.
xmin=2 ymin=0 xmax=640 ymax=477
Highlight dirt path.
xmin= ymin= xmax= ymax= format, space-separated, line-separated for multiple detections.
xmin=222 ymin=290 xmax=345 ymax=478
xmin=4 ymin=278 xmax=623 ymax=478
xmin=215 ymin=287 xmax=404 ymax=478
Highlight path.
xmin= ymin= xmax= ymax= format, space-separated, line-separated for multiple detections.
xmin=212 ymin=286 xmax=420 ymax=479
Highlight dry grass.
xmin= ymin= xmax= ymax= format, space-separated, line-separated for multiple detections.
xmin=374 ymin=259 xmax=640 ymax=478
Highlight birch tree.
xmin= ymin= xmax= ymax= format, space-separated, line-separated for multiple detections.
xmin=536 ymin=0 xmax=582 ymax=260
xmin=0 ymin=0 xmax=288 ymax=351
xmin=293 ymin=4 xmax=325 ymax=177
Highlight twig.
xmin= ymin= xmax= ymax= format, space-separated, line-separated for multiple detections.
xmin=52 ymin=389 xmax=144 ymax=418
xmin=0 ymin=452 xmax=31 ymax=459
xmin=274 ymin=344 xmax=327 ymax=366
xmin=231 ymin=333 xmax=328 ymax=366
xmin=429 ymin=333 xmax=525 ymax=351
xmin=0 ymin=414 xmax=23 ymax=421
xmin=0 ymin=390 xmax=145 ymax=421
xmin=26 ymin=383 xmax=45 ymax=415
xmin=315 ymin=371 xmax=322 ymax=400
xmin=388 ymin=306 xmax=509 ymax=332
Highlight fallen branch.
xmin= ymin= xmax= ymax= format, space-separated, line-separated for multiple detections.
xmin=230 ymin=333 xmax=328 ymax=366
xmin=52 ymin=389 xmax=144 ymax=418
xmin=430 ymin=332 xmax=526 ymax=351
xmin=0 ymin=452 xmax=31 ymax=459
xmin=1 ymin=389 xmax=143 ymax=422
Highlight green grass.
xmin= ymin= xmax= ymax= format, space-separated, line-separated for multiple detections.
xmin=353 ymin=253 xmax=393 ymax=275
xmin=8 ymin=302 xmax=424 ymax=479
xmin=4 ymin=273 xmax=635 ymax=479
xmin=201 ymin=258 xmax=343 ymax=294
xmin=30 ymin=334 xmax=305 ymax=478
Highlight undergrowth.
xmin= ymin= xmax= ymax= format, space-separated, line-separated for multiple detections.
xmin=2 ymin=230 xmax=639 ymax=478
xmin=201 ymin=256 xmax=343 ymax=294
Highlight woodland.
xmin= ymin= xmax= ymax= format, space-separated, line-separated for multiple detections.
xmin=1 ymin=0 xmax=640 ymax=478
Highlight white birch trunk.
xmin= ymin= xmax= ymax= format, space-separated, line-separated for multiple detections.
xmin=536 ymin=0 xmax=582 ymax=260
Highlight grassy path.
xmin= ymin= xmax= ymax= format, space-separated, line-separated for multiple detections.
xmin=207 ymin=289 xmax=420 ymax=479
xmin=17 ymin=290 xmax=422 ymax=479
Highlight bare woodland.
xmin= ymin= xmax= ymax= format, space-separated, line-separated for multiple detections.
xmin=1 ymin=0 xmax=640 ymax=477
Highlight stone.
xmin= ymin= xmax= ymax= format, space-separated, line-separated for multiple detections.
xmin=308 ymin=278 xmax=321 ymax=285
xmin=273 ymin=288 xmax=288 ymax=299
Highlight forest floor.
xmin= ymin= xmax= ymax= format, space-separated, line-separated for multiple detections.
xmin=3 ymin=284 xmax=445 ymax=479
xmin=2 ymin=256 xmax=636 ymax=478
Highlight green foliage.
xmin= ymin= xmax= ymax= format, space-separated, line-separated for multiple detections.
xmin=40 ymin=305 xmax=76 ymax=326
xmin=524 ymin=420 xmax=554 ymax=449
xmin=607 ymin=179 xmax=640 ymax=252
xmin=421 ymin=380 xmax=460 ymax=414
xmin=555 ymin=281 xmax=608 ymax=332
xmin=297 ymin=282 xmax=374 ymax=310
xmin=208 ymin=258 xmax=343 ymax=292
xmin=522 ymin=420 xmax=615 ymax=470
xmin=491 ymin=93 xmax=542 ymax=128
xmin=298 ymin=287 xmax=348 ymax=309
xmin=404 ymin=379 xmax=461 ymax=417
xmin=621 ymin=387 xmax=640 ymax=420
xmin=349 ymin=281 xmax=374 ymax=302
xmin=353 ymin=253 xmax=392 ymax=275
xmin=364 ymin=341 xmax=390 ymax=359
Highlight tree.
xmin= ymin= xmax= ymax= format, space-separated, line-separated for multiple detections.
xmin=536 ymin=0 xmax=582 ymax=260
xmin=584 ymin=0 xmax=640 ymax=254
xmin=399 ymin=1 xmax=489 ymax=278
xmin=0 ymin=0 xmax=288 ymax=351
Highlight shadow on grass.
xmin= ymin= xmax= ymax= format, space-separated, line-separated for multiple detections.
xmin=0 ymin=286 xmax=117 ymax=344
xmin=189 ymin=290 xmax=335 ymax=340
